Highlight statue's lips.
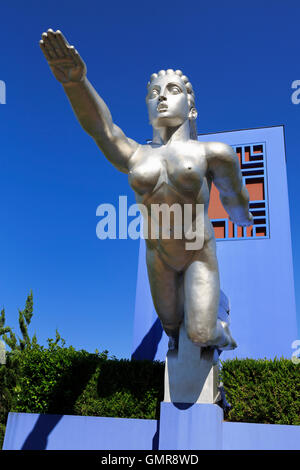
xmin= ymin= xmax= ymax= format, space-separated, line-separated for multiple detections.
xmin=157 ymin=104 xmax=168 ymax=112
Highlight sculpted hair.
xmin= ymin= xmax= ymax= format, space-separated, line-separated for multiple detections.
xmin=147 ymin=69 xmax=198 ymax=140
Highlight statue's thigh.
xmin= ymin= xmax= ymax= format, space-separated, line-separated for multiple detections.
xmin=183 ymin=246 xmax=220 ymax=334
xmin=146 ymin=247 xmax=183 ymax=329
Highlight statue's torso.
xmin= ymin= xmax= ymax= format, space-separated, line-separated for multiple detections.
xmin=128 ymin=140 xmax=208 ymax=201
xmin=128 ymin=140 xmax=215 ymax=271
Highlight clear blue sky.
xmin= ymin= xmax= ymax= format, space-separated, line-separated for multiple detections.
xmin=1 ymin=0 xmax=299 ymax=359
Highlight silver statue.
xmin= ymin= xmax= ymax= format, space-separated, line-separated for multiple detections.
xmin=40 ymin=29 xmax=253 ymax=353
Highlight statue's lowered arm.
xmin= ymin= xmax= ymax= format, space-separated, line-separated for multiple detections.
xmin=39 ymin=29 xmax=137 ymax=173
xmin=206 ymin=142 xmax=253 ymax=226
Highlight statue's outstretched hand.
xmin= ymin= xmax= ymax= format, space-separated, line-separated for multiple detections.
xmin=40 ymin=29 xmax=86 ymax=84
xmin=229 ymin=212 xmax=254 ymax=227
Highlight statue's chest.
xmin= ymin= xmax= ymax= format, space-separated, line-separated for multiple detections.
xmin=128 ymin=146 xmax=207 ymax=200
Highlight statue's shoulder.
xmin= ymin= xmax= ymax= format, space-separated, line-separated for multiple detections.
xmin=186 ymin=139 xmax=219 ymax=159
xmin=199 ymin=141 xmax=236 ymax=163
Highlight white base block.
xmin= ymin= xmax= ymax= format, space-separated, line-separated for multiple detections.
xmin=164 ymin=324 xmax=221 ymax=404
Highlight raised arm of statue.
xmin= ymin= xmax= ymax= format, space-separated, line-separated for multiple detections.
xmin=39 ymin=29 xmax=138 ymax=173
xmin=206 ymin=142 xmax=253 ymax=226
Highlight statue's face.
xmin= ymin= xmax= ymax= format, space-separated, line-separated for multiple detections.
xmin=146 ymin=75 xmax=191 ymax=129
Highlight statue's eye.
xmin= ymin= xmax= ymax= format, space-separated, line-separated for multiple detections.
xmin=170 ymin=85 xmax=181 ymax=94
xmin=149 ymin=89 xmax=159 ymax=98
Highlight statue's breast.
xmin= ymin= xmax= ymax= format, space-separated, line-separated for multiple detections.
xmin=128 ymin=150 xmax=162 ymax=195
xmin=166 ymin=153 xmax=206 ymax=194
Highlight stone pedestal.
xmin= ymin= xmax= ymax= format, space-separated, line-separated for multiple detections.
xmin=164 ymin=323 xmax=221 ymax=404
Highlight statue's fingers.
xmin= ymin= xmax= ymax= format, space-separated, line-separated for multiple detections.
xmin=56 ymin=30 xmax=70 ymax=46
xmin=69 ymin=46 xmax=85 ymax=68
xmin=46 ymin=29 xmax=64 ymax=58
xmin=55 ymin=30 xmax=72 ymax=57
xmin=41 ymin=32 xmax=57 ymax=59
xmin=39 ymin=40 xmax=52 ymax=61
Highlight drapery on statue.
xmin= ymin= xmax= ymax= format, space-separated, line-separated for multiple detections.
xmin=40 ymin=29 xmax=253 ymax=354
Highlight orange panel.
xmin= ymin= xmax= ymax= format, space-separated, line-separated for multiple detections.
xmin=246 ymin=226 xmax=253 ymax=237
xmin=237 ymin=226 xmax=243 ymax=238
xmin=244 ymin=148 xmax=250 ymax=162
xmin=213 ymin=224 xmax=225 ymax=239
xmin=246 ymin=180 xmax=264 ymax=201
xmin=208 ymin=183 xmax=228 ymax=219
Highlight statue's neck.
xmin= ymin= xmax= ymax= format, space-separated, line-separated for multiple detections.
xmin=152 ymin=120 xmax=190 ymax=145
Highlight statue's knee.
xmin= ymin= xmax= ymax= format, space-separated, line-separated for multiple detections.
xmin=186 ymin=325 xmax=214 ymax=347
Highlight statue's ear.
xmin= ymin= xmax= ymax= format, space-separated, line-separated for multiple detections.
xmin=189 ymin=107 xmax=198 ymax=120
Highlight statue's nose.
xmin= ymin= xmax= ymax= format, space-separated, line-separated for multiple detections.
xmin=158 ymin=95 xmax=167 ymax=102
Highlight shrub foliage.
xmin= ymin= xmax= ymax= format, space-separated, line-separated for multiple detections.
xmin=220 ymin=358 xmax=300 ymax=425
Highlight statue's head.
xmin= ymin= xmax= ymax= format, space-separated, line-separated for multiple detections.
xmin=146 ymin=69 xmax=198 ymax=139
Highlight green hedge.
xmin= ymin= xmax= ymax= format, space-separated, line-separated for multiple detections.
xmin=1 ymin=346 xmax=299 ymax=449
xmin=220 ymin=357 xmax=300 ymax=425
xmin=10 ymin=342 xmax=164 ymax=419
